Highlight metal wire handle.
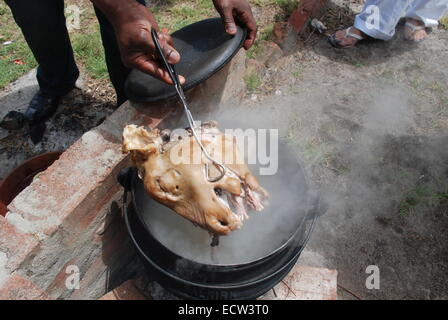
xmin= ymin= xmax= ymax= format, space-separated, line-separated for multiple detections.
xmin=151 ymin=28 xmax=227 ymax=182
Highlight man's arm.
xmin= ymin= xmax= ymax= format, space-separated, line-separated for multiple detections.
xmin=91 ymin=0 xmax=257 ymax=84
xmin=90 ymin=0 xmax=183 ymax=84
xmin=213 ymin=0 xmax=257 ymax=50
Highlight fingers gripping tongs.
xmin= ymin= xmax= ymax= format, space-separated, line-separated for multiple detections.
xmin=150 ymin=28 xmax=227 ymax=183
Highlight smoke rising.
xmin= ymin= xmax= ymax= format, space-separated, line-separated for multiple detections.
xmin=136 ymin=78 xmax=448 ymax=297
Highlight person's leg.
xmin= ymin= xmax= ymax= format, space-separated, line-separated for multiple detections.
xmin=406 ymin=0 xmax=448 ymax=28
xmin=94 ymin=0 xmax=146 ymax=107
xmin=354 ymin=0 xmax=412 ymax=40
xmin=402 ymin=0 xmax=448 ymax=41
xmin=329 ymin=0 xmax=412 ymax=48
xmin=5 ymin=0 xmax=79 ymax=97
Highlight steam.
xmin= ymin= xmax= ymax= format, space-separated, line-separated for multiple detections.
xmin=137 ymin=80 xmax=448 ymax=281
xmin=138 ymin=101 xmax=308 ymax=265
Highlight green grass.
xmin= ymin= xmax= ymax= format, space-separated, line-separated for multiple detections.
xmin=274 ymin=0 xmax=298 ymax=16
xmin=0 ymin=3 xmax=37 ymax=88
xmin=246 ymin=25 xmax=274 ymax=59
xmin=440 ymin=15 xmax=448 ymax=30
xmin=297 ymin=138 xmax=331 ymax=164
xmin=153 ymin=0 xmax=215 ymax=31
xmin=428 ymin=81 xmax=445 ymax=94
xmin=439 ymin=96 xmax=448 ymax=117
xmin=0 ymin=1 xmax=109 ymax=87
xmin=0 ymin=0 xmax=219 ymax=88
xmin=291 ymin=67 xmax=303 ymax=79
xmin=71 ymin=30 xmax=108 ymax=79
xmin=252 ymin=0 xmax=297 ymax=12
xmin=0 ymin=0 xmax=296 ymax=89
xmin=398 ymin=185 xmax=448 ymax=216
xmin=352 ymin=60 xmax=364 ymax=68
xmin=245 ymin=73 xmax=262 ymax=92
xmin=0 ymin=41 xmax=37 ymax=89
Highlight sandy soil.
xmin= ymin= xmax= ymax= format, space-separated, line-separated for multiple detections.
xmin=0 ymin=70 xmax=116 ymax=180
xmin=1 ymin=0 xmax=447 ymax=300
xmin=244 ymin=4 xmax=448 ymax=299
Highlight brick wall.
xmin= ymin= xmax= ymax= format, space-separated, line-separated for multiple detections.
xmin=289 ymin=0 xmax=329 ymax=33
xmin=0 ymin=101 xmax=175 ymax=300
xmin=0 ymin=52 xmax=246 ymax=300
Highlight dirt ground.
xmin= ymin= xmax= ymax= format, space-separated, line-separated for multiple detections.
xmin=248 ymin=8 xmax=448 ymax=299
xmin=1 ymin=0 xmax=447 ymax=300
xmin=0 ymin=71 xmax=116 ymax=179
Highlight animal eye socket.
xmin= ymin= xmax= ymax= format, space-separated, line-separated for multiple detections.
xmin=214 ymin=188 xmax=223 ymax=196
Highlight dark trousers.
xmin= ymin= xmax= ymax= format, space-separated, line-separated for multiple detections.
xmin=5 ymin=0 xmax=145 ymax=106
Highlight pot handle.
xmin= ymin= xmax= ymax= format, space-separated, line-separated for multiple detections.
xmin=117 ymin=167 xmax=136 ymax=216
xmin=306 ymin=188 xmax=328 ymax=220
xmin=117 ymin=167 xmax=135 ymax=191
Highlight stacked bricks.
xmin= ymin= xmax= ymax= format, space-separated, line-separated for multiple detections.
xmin=289 ymin=0 xmax=329 ymax=33
xmin=0 ymin=101 xmax=176 ymax=300
xmin=98 ymin=279 xmax=146 ymax=300
xmin=98 ymin=266 xmax=338 ymax=300
xmin=0 ymin=51 xmax=246 ymax=300
xmin=260 ymin=265 xmax=338 ymax=300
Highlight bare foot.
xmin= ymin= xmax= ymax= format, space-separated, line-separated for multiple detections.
xmin=329 ymin=27 xmax=365 ymax=48
xmin=404 ymin=18 xmax=428 ymax=42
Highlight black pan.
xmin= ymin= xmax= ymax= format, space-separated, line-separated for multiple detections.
xmin=119 ymin=140 xmax=325 ymax=299
xmin=125 ymin=18 xmax=247 ymax=103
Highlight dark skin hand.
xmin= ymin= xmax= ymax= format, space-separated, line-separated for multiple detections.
xmin=91 ymin=0 xmax=257 ymax=84
xmin=212 ymin=0 xmax=258 ymax=50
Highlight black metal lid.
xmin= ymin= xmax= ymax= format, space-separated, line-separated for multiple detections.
xmin=125 ymin=18 xmax=247 ymax=103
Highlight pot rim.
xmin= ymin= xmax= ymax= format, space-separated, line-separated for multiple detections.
xmin=130 ymin=141 xmax=312 ymax=268
xmin=0 ymin=151 xmax=63 ymax=216
xmin=125 ymin=202 xmax=316 ymax=289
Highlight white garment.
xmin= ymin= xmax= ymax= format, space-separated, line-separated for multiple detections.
xmin=354 ymin=0 xmax=448 ymax=40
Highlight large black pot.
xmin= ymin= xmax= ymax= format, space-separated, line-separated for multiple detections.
xmin=118 ymin=141 xmax=325 ymax=300
xmin=125 ymin=18 xmax=247 ymax=103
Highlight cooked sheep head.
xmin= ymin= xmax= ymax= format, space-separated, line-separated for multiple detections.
xmin=122 ymin=121 xmax=268 ymax=235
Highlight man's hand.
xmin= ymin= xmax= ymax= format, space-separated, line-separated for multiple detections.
xmin=212 ymin=0 xmax=257 ymax=50
xmin=91 ymin=0 xmax=184 ymax=85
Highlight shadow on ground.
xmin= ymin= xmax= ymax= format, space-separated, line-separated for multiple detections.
xmin=0 ymin=70 xmax=116 ymax=179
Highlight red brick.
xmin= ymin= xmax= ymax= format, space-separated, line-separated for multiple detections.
xmin=6 ymin=129 xmax=126 ymax=237
xmin=99 ymin=280 xmax=146 ymax=300
xmin=5 ymin=101 xmax=175 ymax=239
xmin=0 ymin=274 xmax=50 ymax=300
xmin=0 ymin=98 xmax=174 ymax=299
xmin=0 ymin=216 xmax=39 ymax=271
xmin=41 ymin=191 xmax=131 ymax=299
xmin=0 ymin=201 xmax=7 ymax=217
xmin=99 ymin=100 xmax=177 ymax=141
xmin=263 ymin=41 xmax=283 ymax=67
xmin=60 ymin=181 xmax=122 ymax=246
xmin=44 ymin=258 xmax=76 ymax=297
xmin=69 ymin=212 xmax=133 ymax=300
xmin=273 ymin=21 xmax=289 ymax=45
xmin=259 ymin=265 xmax=337 ymax=300
xmin=288 ymin=0 xmax=329 ymax=33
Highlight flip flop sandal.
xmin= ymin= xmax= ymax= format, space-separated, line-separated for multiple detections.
xmin=404 ymin=21 xmax=428 ymax=43
xmin=328 ymin=27 xmax=365 ymax=48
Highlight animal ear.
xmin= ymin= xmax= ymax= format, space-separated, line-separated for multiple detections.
xmin=201 ymin=120 xmax=218 ymax=129
xmin=122 ymin=125 xmax=160 ymax=161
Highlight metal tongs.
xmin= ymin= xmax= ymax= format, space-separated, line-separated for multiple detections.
xmin=151 ymin=29 xmax=227 ymax=183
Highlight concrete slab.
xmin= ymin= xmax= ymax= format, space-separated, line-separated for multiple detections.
xmin=0 ymin=69 xmax=115 ymax=180
xmin=99 ymin=280 xmax=146 ymax=300
xmin=259 ymin=265 xmax=337 ymax=300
